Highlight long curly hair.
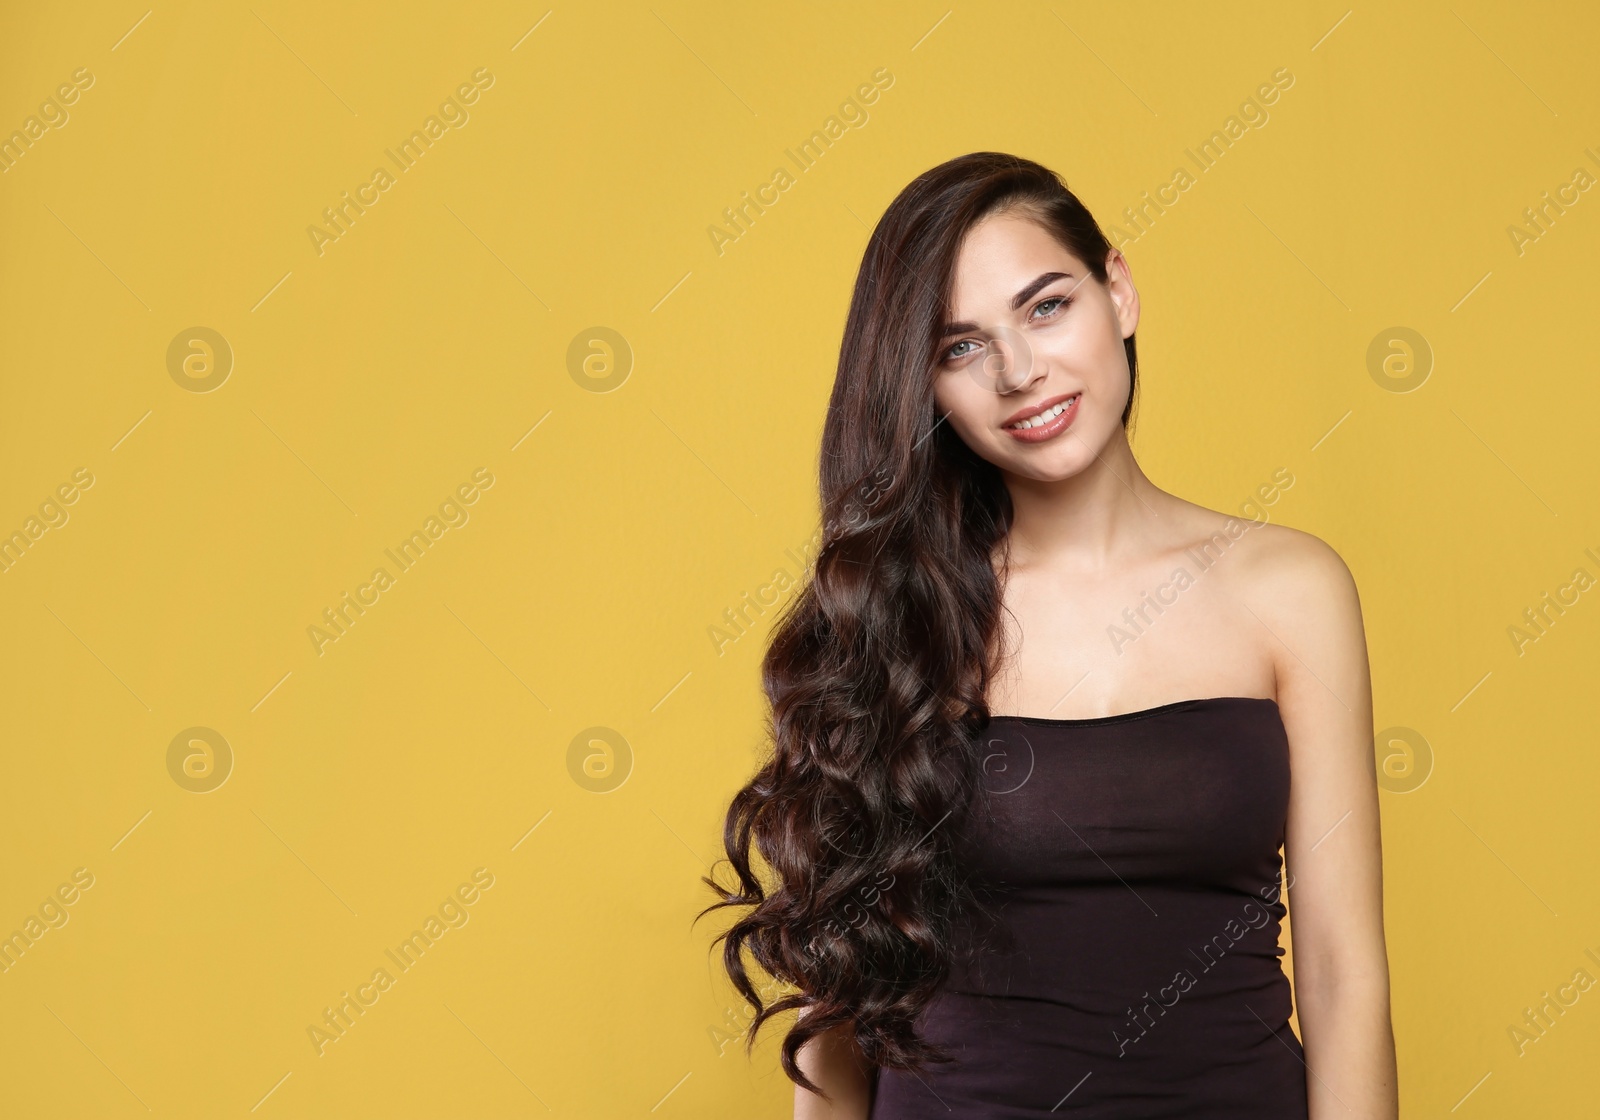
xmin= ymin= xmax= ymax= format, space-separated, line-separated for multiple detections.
xmin=699 ymin=151 xmax=1139 ymax=1098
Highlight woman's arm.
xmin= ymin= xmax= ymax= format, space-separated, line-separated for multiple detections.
xmin=793 ymin=1020 xmax=874 ymax=1119
xmin=1249 ymin=528 xmax=1398 ymax=1119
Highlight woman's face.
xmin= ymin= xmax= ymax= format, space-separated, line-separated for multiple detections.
xmin=931 ymin=209 xmax=1139 ymax=481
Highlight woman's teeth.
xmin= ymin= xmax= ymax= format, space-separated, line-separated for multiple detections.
xmin=1008 ymin=396 xmax=1076 ymax=429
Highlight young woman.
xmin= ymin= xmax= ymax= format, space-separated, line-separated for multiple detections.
xmin=703 ymin=152 xmax=1397 ymax=1118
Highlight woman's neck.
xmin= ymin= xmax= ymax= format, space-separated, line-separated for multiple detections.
xmin=999 ymin=428 xmax=1166 ymax=573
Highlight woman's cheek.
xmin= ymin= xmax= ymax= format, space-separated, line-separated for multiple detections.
xmin=932 ymin=380 xmax=971 ymax=428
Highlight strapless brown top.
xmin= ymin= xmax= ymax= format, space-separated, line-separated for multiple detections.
xmin=869 ymin=696 xmax=1308 ymax=1119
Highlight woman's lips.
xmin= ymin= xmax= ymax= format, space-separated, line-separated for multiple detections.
xmin=1003 ymin=393 xmax=1080 ymax=443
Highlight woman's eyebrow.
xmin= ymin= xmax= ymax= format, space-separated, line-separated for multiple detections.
xmin=939 ymin=271 xmax=1075 ymax=337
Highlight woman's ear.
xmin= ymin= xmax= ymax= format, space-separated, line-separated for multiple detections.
xmin=1104 ymin=249 xmax=1140 ymax=340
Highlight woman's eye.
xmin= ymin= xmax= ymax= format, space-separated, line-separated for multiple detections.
xmin=943 ymin=296 xmax=1071 ymax=363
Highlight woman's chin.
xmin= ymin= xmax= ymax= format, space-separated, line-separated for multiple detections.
xmin=1000 ymin=447 xmax=1093 ymax=484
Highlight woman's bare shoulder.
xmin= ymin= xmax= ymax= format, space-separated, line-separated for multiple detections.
xmin=1164 ymin=497 xmax=1359 ymax=617
xmin=1199 ymin=512 xmax=1365 ymax=666
xmin=1238 ymin=519 xmax=1355 ymax=598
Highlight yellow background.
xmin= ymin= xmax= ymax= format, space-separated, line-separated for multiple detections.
xmin=2 ymin=1 xmax=1597 ymax=1116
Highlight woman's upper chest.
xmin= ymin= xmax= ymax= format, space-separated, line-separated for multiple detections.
xmin=990 ymin=548 xmax=1277 ymax=719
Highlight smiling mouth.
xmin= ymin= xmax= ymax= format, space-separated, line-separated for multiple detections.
xmin=1004 ymin=393 xmax=1080 ymax=430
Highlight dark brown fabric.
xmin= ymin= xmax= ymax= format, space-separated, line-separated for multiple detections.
xmin=870 ymin=697 xmax=1309 ymax=1119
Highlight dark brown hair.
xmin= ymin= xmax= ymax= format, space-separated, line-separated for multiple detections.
xmin=700 ymin=152 xmax=1138 ymax=1097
